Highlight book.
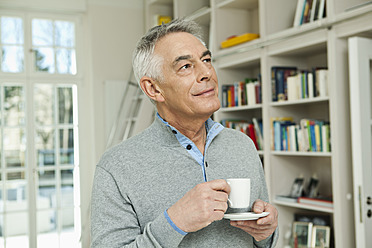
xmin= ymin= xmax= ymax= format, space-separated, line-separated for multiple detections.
xmin=246 ymin=81 xmax=256 ymax=105
xmin=317 ymin=0 xmax=326 ymax=20
xmin=155 ymin=15 xmax=172 ymax=26
xmin=275 ymin=195 xmax=298 ymax=203
xmin=221 ymin=33 xmax=259 ymax=49
xmin=298 ymin=196 xmax=333 ymax=208
xmin=309 ymin=0 xmax=318 ymax=22
xmin=293 ymin=0 xmax=306 ymax=27
xmin=316 ymin=69 xmax=328 ymax=97
xmin=271 ymin=66 xmax=297 ymax=102
xmin=252 ymin=118 xmax=264 ymax=150
xmin=270 ymin=117 xmax=293 ymax=150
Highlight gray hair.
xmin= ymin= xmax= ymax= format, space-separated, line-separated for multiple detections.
xmin=132 ymin=18 xmax=205 ymax=84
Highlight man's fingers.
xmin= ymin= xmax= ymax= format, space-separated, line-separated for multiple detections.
xmin=213 ymin=190 xmax=229 ymax=202
xmin=208 ymin=179 xmax=231 ymax=194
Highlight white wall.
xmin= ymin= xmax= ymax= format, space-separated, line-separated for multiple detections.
xmin=0 ymin=0 xmax=145 ymax=247
xmin=82 ymin=1 xmax=145 ymax=247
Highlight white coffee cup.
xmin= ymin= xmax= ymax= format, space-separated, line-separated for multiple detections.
xmin=226 ymin=178 xmax=251 ymax=209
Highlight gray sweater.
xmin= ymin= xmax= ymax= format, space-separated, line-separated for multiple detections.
xmin=91 ymin=117 xmax=278 ymax=247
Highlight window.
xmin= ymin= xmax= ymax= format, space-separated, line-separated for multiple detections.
xmin=0 ymin=13 xmax=81 ymax=248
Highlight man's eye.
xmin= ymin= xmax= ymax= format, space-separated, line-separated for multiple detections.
xmin=203 ymin=58 xmax=212 ymax=63
xmin=180 ymin=64 xmax=191 ymax=70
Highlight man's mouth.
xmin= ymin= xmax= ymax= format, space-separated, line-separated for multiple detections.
xmin=193 ymin=88 xmax=215 ymax=97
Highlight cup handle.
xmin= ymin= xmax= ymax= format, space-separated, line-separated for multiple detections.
xmin=226 ymin=181 xmax=232 ymax=207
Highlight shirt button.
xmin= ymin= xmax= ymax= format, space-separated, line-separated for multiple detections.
xmin=172 ymin=130 xmax=177 ymax=134
xmin=186 ymin=144 xmax=192 ymax=150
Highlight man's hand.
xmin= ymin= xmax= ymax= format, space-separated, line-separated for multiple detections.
xmin=167 ymin=179 xmax=230 ymax=233
xmin=230 ymin=199 xmax=278 ymax=242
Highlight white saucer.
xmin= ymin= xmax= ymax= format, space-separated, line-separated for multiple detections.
xmin=224 ymin=212 xmax=269 ymax=221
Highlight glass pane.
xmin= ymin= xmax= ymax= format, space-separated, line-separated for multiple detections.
xmin=4 ymin=86 xmax=25 ymax=126
xmin=6 ymin=172 xmax=26 ymax=211
xmin=4 ymin=128 xmax=26 ymax=168
xmin=1 ymin=17 xmax=23 ymax=44
xmin=34 ymin=47 xmax=55 ymax=73
xmin=58 ymin=87 xmax=73 ymax=124
xmin=7 ymin=234 xmax=29 ymax=248
xmin=60 ymin=223 xmax=80 ymax=248
xmin=59 ymin=129 xmax=74 ymax=165
xmin=37 ymin=209 xmax=57 ymax=247
xmin=56 ymin=49 xmax=76 ymax=75
xmin=61 ymin=170 xmax=73 ymax=207
xmin=61 ymin=208 xmax=74 ymax=229
xmin=32 ymin=19 xmax=53 ymax=46
xmin=55 ymin=21 xmax=74 ymax=47
xmin=34 ymin=84 xmax=55 ymax=126
xmin=38 ymin=170 xmax=56 ymax=209
xmin=5 ymin=211 xmax=28 ymax=236
xmin=0 ymin=186 xmax=2 ymax=213
xmin=1 ymin=46 xmax=24 ymax=73
xmin=36 ymin=128 xmax=55 ymax=167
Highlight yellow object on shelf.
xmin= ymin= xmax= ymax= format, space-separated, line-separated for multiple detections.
xmin=221 ymin=33 xmax=260 ymax=49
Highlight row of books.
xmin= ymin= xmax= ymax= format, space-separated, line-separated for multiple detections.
xmin=221 ymin=118 xmax=263 ymax=150
xmin=271 ymin=66 xmax=328 ymax=102
xmin=221 ymin=78 xmax=262 ymax=108
xmin=293 ymin=0 xmax=326 ymax=27
xmin=271 ymin=117 xmax=331 ymax=152
xmin=287 ymin=69 xmax=328 ymax=101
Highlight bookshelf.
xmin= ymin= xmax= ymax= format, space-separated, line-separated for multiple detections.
xmin=144 ymin=0 xmax=372 ymax=247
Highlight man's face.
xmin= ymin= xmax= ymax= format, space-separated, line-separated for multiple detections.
xmin=153 ymin=32 xmax=220 ymax=120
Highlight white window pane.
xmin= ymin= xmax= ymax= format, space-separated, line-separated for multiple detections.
xmin=34 ymin=47 xmax=55 ymax=73
xmin=55 ymin=21 xmax=74 ymax=47
xmin=32 ymin=19 xmax=53 ymax=46
xmin=58 ymin=87 xmax=74 ymax=124
xmin=1 ymin=46 xmax=24 ymax=73
xmin=60 ymin=227 xmax=80 ymax=248
xmin=37 ymin=170 xmax=56 ymax=209
xmin=37 ymin=210 xmax=57 ymax=247
xmin=6 ymin=173 xmax=26 ymax=210
xmin=59 ymin=129 xmax=74 ymax=165
xmin=3 ymin=86 xmax=25 ymax=126
xmin=56 ymin=49 xmax=76 ymax=75
xmin=6 ymin=231 xmax=29 ymax=248
xmin=34 ymin=84 xmax=55 ymax=126
xmin=1 ymin=17 xmax=23 ymax=44
xmin=5 ymin=211 xmax=28 ymax=237
xmin=36 ymin=128 xmax=55 ymax=167
xmin=61 ymin=170 xmax=73 ymax=207
xmin=4 ymin=128 xmax=26 ymax=168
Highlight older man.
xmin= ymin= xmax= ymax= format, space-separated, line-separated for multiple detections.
xmin=91 ymin=18 xmax=278 ymax=247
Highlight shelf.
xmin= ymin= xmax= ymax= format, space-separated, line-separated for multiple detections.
xmin=271 ymin=151 xmax=332 ymax=157
xmin=273 ymin=200 xmax=334 ymax=213
xmin=270 ymin=97 xmax=329 ymax=107
xmin=187 ymin=6 xmax=211 ymax=26
xmin=219 ymin=104 xmax=262 ymax=112
xmin=216 ymin=0 xmax=258 ymax=9
xmin=148 ymin=0 xmax=172 ymax=5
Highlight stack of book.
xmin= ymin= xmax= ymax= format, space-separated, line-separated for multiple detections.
xmin=271 ymin=117 xmax=331 ymax=152
xmin=293 ymin=0 xmax=327 ymax=27
xmin=221 ymin=118 xmax=263 ymax=150
xmin=221 ymin=78 xmax=262 ymax=108
xmin=271 ymin=66 xmax=328 ymax=102
xmin=287 ymin=69 xmax=328 ymax=101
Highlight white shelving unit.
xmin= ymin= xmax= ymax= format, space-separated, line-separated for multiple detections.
xmin=144 ymin=0 xmax=372 ymax=247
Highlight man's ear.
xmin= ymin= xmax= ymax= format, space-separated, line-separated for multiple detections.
xmin=139 ymin=76 xmax=165 ymax=103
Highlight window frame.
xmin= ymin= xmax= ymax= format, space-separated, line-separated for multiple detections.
xmin=0 ymin=9 xmax=83 ymax=248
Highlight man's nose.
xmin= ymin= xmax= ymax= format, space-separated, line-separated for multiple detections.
xmin=197 ymin=63 xmax=212 ymax=83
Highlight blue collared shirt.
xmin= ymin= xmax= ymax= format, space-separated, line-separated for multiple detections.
xmin=157 ymin=113 xmax=224 ymax=235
